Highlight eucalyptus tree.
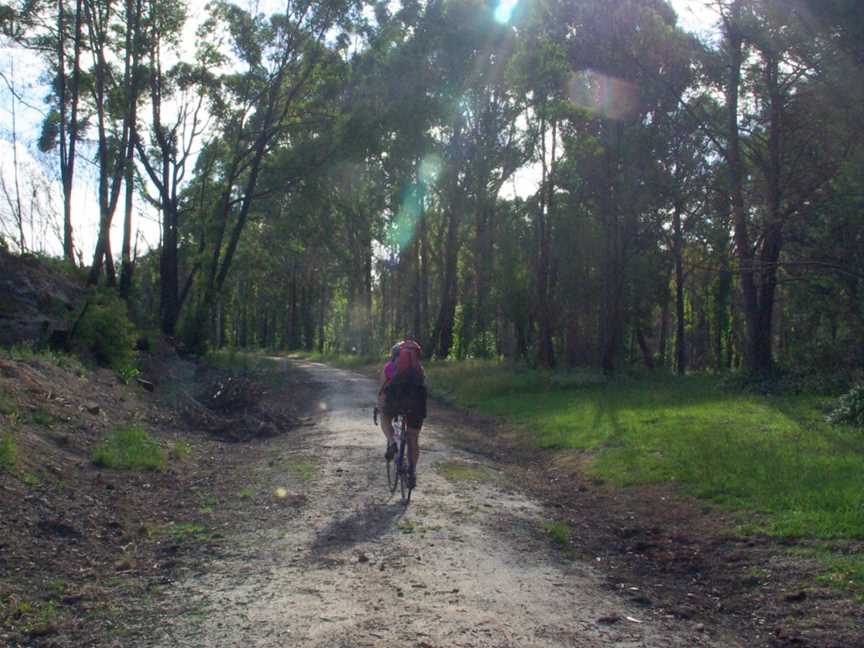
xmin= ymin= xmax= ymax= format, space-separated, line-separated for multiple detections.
xmin=545 ymin=0 xmax=694 ymax=371
xmin=708 ymin=0 xmax=863 ymax=372
xmin=135 ymin=0 xmax=213 ymax=331
xmin=186 ymin=0 xmax=364 ymax=345
xmin=4 ymin=0 xmax=86 ymax=262
xmin=83 ymin=0 xmax=146 ymax=286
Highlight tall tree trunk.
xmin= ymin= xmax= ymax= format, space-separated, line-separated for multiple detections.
xmin=724 ymin=2 xmax=762 ymax=372
xmin=673 ymin=206 xmax=686 ymax=375
xmin=637 ymin=328 xmax=654 ymax=369
xmin=119 ymin=148 xmax=135 ymax=298
xmin=658 ymin=266 xmax=672 ymax=368
xmin=430 ymin=176 xmax=462 ymax=359
xmin=536 ymin=116 xmax=556 ymax=368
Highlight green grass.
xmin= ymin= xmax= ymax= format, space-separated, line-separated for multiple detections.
xmin=0 ymin=391 xmax=16 ymax=416
xmin=207 ymin=349 xmax=284 ymax=372
xmin=292 ymin=350 xmax=379 ymax=370
xmin=425 ymin=362 xmax=864 ymax=541
xmin=543 ymin=520 xmax=573 ymax=547
xmin=22 ymin=471 xmax=40 ymax=486
xmin=163 ymin=522 xmax=215 ymax=543
xmin=285 ymin=458 xmax=318 ymax=481
xmin=0 ymin=432 xmax=16 ymax=470
xmin=436 ymin=460 xmax=495 ymax=483
xmin=30 ymin=407 xmax=56 ymax=427
xmin=4 ymin=343 xmax=86 ymax=374
xmin=92 ymin=426 xmax=166 ymax=471
xmin=794 ymin=546 xmax=864 ymax=601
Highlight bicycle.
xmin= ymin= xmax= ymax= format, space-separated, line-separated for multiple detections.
xmin=374 ymin=407 xmax=414 ymax=504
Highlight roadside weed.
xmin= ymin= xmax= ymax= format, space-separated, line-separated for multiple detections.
xmin=92 ymin=426 xmax=166 ymax=471
xmin=436 ymin=461 xmax=494 ymax=483
xmin=0 ymin=432 xmax=16 ymax=470
xmin=543 ymin=520 xmax=573 ymax=547
xmin=31 ymin=406 xmax=56 ymax=427
xmin=22 ymin=471 xmax=40 ymax=486
xmin=170 ymin=440 xmax=192 ymax=462
xmin=164 ymin=522 xmax=216 ymax=543
xmin=285 ymin=458 xmax=318 ymax=481
xmin=0 ymin=391 xmax=15 ymax=415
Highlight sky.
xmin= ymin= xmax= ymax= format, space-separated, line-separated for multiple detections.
xmin=0 ymin=0 xmax=719 ymax=260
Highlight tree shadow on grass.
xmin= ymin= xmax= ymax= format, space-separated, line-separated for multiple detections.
xmin=310 ymin=499 xmax=405 ymax=559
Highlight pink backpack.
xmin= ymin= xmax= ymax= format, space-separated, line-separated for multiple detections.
xmin=391 ymin=340 xmax=424 ymax=385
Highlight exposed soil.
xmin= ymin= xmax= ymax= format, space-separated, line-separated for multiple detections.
xmin=1 ymin=357 xmax=862 ymax=647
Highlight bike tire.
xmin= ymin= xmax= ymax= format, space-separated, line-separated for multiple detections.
xmin=398 ymin=418 xmax=412 ymax=505
xmin=386 ymin=417 xmax=400 ymax=493
xmin=387 ymin=455 xmax=398 ymax=492
xmin=400 ymin=465 xmax=410 ymax=504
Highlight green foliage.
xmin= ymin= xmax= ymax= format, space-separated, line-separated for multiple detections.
xmin=828 ymin=384 xmax=864 ymax=427
xmin=30 ymin=407 xmax=55 ymax=427
xmin=543 ymin=520 xmax=573 ymax=547
xmin=722 ymin=369 xmax=851 ymax=397
xmin=4 ymin=344 xmax=86 ymax=374
xmin=74 ymin=292 xmax=138 ymax=370
xmin=92 ymin=426 xmax=166 ymax=471
xmin=0 ymin=432 xmax=16 ymax=470
xmin=117 ymin=364 xmax=141 ymax=384
xmin=0 ymin=391 xmax=15 ymax=416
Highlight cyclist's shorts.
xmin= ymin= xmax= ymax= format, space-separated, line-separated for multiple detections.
xmin=383 ymin=382 xmax=426 ymax=430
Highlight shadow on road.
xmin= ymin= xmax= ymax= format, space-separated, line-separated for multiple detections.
xmin=310 ymin=499 xmax=405 ymax=559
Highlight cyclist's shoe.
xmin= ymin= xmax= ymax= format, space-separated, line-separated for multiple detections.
xmin=407 ymin=471 xmax=417 ymax=490
xmin=385 ymin=442 xmax=398 ymax=461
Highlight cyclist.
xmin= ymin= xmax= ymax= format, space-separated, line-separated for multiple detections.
xmin=377 ymin=339 xmax=426 ymax=489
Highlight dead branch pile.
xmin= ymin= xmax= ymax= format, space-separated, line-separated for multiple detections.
xmin=180 ymin=375 xmax=297 ymax=442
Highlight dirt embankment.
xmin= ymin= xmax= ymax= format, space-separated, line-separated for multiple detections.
xmin=0 ymin=351 xmax=317 ymax=647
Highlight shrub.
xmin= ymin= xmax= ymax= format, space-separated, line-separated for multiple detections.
xmin=0 ymin=432 xmax=16 ymax=470
xmin=827 ymin=384 xmax=864 ymax=427
xmin=74 ymin=292 xmax=138 ymax=370
xmin=170 ymin=440 xmax=192 ymax=461
xmin=92 ymin=426 xmax=166 ymax=471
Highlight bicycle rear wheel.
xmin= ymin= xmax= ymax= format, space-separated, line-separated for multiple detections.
xmin=386 ymin=417 xmax=400 ymax=493
xmin=397 ymin=418 xmax=412 ymax=504
xmin=399 ymin=464 xmax=411 ymax=504
xmin=387 ymin=455 xmax=399 ymax=493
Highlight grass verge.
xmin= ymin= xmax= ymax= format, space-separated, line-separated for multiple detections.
xmin=291 ymin=350 xmax=379 ymax=371
xmin=424 ymin=360 xmax=864 ymax=590
xmin=92 ymin=426 xmax=166 ymax=471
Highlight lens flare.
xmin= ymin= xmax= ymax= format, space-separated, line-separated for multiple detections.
xmin=568 ymin=69 xmax=639 ymax=121
xmin=419 ymin=154 xmax=442 ymax=184
xmin=494 ymin=0 xmax=518 ymax=23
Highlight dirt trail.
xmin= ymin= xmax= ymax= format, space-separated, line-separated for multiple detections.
xmin=140 ymin=360 xmax=738 ymax=647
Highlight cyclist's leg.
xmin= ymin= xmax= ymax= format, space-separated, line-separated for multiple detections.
xmin=380 ymin=412 xmax=395 ymax=446
xmin=406 ymin=426 xmax=420 ymax=469
xmin=405 ymin=411 xmax=423 ymax=472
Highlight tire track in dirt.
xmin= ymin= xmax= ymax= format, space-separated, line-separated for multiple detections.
xmin=140 ymin=360 xmax=740 ymax=647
